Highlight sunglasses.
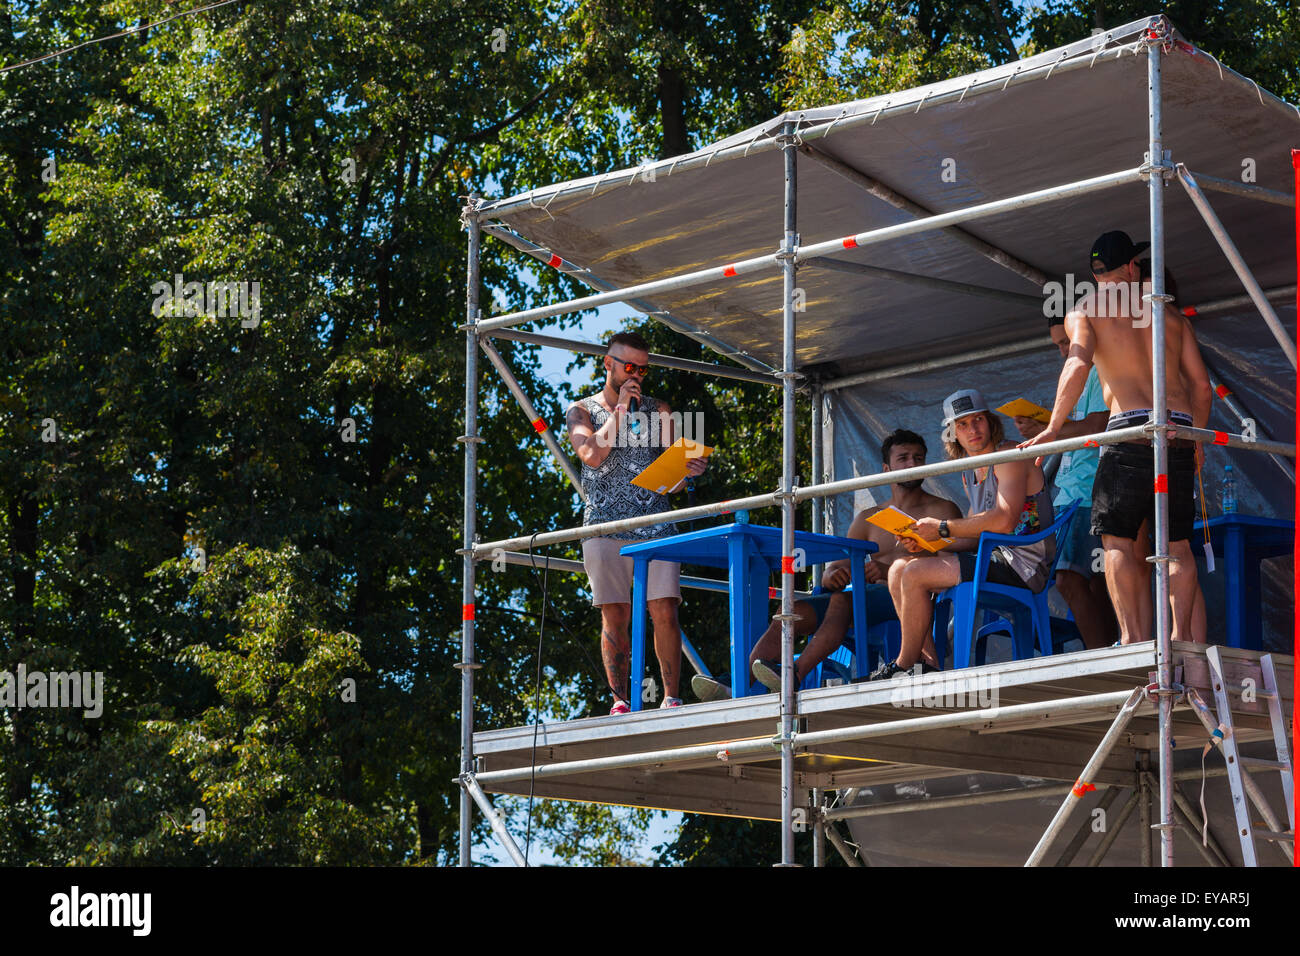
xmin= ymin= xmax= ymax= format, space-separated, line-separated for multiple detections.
xmin=611 ymin=358 xmax=650 ymax=376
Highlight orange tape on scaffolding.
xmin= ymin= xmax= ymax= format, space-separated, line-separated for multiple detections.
xmin=1154 ymin=474 xmax=1168 ymax=493
xmin=546 ymin=254 xmax=562 ymax=268
xmin=781 ymin=556 xmax=796 ymax=575
xmin=462 ymin=604 xmax=475 ymax=621
xmin=1214 ymin=383 xmax=1232 ymax=399
xmin=1212 ymin=430 xmax=1229 ymax=445
xmin=723 ymin=264 xmax=738 ymax=277
xmin=531 ymin=417 xmax=547 ymax=433
xmin=1072 ymin=780 xmax=1097 ymax=798
xmin=842 ymin=236 xmax=858 ymax=249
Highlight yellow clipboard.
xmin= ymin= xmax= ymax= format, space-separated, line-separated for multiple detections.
xmin=630 ymin=438 xmax=714 ymax=495
xmin=865 ymin=506 xmax=952 ymax=553
xmin=996 ymin=398 xmax=1051 ymax=424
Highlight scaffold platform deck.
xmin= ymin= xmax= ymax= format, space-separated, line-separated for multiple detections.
xmin=472 ymin=642 xmax=1292 ymax=823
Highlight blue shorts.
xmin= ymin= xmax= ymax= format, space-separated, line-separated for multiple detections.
xmin=802 ymin=584 xmax=897 ymax=650
xmin=1056 ymin=503 xmax=1101 ymax=579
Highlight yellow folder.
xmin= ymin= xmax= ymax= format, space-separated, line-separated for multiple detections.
xmin=865 ymin=506 xmax=952 ymax=553
xmin=630 ymin=438 xmax=715 ymax=495
xmin=996 ymin=398 xmax=1051 ymax=424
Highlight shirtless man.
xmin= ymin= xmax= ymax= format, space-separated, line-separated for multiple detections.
xmin=691 ymin=429 xmax=961 ymax=700
xmin=1020 ymin=232 xmax=1213 ymax=644
xmin=876 ymin=391 xmax=1055 ymax=679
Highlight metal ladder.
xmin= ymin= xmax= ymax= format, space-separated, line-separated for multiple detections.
xmin=1189 ymin=647 xmax=1294 ymax=865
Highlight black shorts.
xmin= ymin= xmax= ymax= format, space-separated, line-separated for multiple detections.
xmin=1091 ymin=442 xmax=1195 ymax=541
xmin=957 ymin=551 xmax=1029 ymax=588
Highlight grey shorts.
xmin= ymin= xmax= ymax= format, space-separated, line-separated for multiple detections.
xmin=582 ymin=536 xmax=681 ymax=607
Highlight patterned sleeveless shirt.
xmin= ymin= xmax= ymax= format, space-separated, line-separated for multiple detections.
xmin=577 ymin=395 xmax=677 ymax=541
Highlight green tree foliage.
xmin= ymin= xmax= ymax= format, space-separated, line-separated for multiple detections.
xmin=1026 ymin=1 xmax=1299 ymax=101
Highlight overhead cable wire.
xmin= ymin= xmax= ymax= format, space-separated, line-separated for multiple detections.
xmin=0 ymin=0 xmax=244 ymax=75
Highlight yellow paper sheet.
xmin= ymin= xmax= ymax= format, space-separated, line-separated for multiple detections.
xmin=865 ymin=505 xmax=952 ymax=553
xmin=995 ymin=398 xmax=1051 ymax=424
xmin=630 ymin=438 xmax=714 ymax=495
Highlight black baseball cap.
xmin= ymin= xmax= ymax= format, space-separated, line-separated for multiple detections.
xmin=1090 ymin=230 xmax=1150 ymax=274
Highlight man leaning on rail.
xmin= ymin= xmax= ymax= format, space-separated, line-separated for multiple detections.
xmin=565 ymin=331 xmax=708 ymax=715
xmin=873 ymin=390 xmax=1056 ymax=680
xmin=1019 ymin=231 xmax=1212 ymax=645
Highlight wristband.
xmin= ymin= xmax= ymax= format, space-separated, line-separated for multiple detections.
xmin=938 ymin=520 xmax=951 ymax=538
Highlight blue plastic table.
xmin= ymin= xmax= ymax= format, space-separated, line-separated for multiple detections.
xmin=1194 ymin=515 xmax=1294 ymax=650
xmin=620 ymin=523 xmax=877 ymax=709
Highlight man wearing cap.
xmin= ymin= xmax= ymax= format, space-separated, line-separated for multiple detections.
xmin=869 ymin=390 xmax=1055 ymax=680
xmin=1020 ymin=231 xmax=1212 ymax=645
xmin=1013 ymin=318 xmax=1116 ymax=648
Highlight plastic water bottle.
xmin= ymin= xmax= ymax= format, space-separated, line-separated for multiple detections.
xmin=1221 ymin=465 xmax=1237 ymax=515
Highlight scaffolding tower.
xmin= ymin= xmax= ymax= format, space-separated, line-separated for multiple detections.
xmin=456 ymin=15 xmax=1298 ymax=866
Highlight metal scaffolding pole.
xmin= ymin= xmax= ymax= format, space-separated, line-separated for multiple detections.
xmin=1176 ymin=165 xmax=1299 ymax=367
xmin=478 ymin=339 xmax=586 ymax=500
xmin=470 ymin=688 xmax=1142 ymax=787
xmin=810 ymin=385 xmax=824 ymax=585
xmin=470 ymin=424 xmax=1154 ymax=557
xmin=1202 ymin=364 xmax=1295 ymax=483
xmin=460 ymin=773 xmax=528 ymax=867
xmin=824 ymin=336 xmax=1055 ymax=391
xmin=483 ymin=327 xmax=781 ymax=386
xmin=474 ymin=166 xmax=1145 ymax=333
xmin=799 ymin=145 xmax=1051 ymax=289
xmin=812 ymin=788 xmax=826 ymax=867
xmin=778 ymin=121 xmax=799 ymax=867
xmin=1146 ymin=36 xmax=1177 ymax=868
xmin=459 ymin=201 xmax=483 ymax=867
xmin=825 ymin=822 xmax=864 ymax=866
xmin=1183 ymin=170 xmax=1295 ymax=208
xmin=1024 ymin=686 xmax=1148 ymax=865
xmin=478 ymin=222 xmax=777 ymax=375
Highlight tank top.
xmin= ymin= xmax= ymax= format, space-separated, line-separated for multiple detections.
xmin=962 ymin=453 xmax=1055 ymax=589
xmin=577 ymin=395 xmax=676 ymax=541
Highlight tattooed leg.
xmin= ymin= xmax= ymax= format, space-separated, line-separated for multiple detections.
xmin=599 ymin=603 xmax=631 ymax=702
xmin=648 ymin=597 xmax=682 ymax=699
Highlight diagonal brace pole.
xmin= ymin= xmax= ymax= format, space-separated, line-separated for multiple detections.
xmin=1176 ymin=165 xmax=1298 ymax=367
xmin=479 ymin=339 xmax=586 ymax=501
xmin=459 ymin=772 xmax=529 ymax=867
xmin=1026 ymin=686 xmax=1148 ymax=866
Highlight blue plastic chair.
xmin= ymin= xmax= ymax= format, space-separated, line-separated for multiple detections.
xmin=931 ymin=502 xmax=1079 ymax=670
xmin=804 ymin=585 xmax=899 ymax=679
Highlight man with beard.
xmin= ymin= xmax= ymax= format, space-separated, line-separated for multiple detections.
xmin=691 ymin=429 xmax=961 ymax=700
xmin=566 ymin=331 xmax=708 ymax=714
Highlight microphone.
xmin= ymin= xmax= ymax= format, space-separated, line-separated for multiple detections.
xmin=627 ymin=394 xmax=641 ymax=434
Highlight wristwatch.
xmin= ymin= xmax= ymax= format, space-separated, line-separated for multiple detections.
xmin=938 ymin=520 xmax=951 ymax=538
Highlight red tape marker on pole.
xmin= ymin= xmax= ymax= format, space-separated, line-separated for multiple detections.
xmin=1212 ymin=431 xmax=1229 ymax=445
xmin=1214 ymin=383 xmax=1232 ymax=399
xmin=546 ymin=254 xmax=562 ymax=268
xmin=1072 ymin=780 xmax=1097 ymax=798
xmin=781 ymin=556 xmax=795 ymax=575
xmin=531 ymin=418 xmax=547 ymax=433
xmin=462 ymin=604 xmax=475 ymax=621
xmin=1154 ymin=474 xmax=1168 ymax=493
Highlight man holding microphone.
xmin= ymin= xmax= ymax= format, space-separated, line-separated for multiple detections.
xmin=565 ymin=332 xmax=708 ymax=714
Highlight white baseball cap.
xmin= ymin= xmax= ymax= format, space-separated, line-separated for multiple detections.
xmin=942 ymin=388 xmax=989 ymax=427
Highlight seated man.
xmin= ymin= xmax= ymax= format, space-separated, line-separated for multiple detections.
xmin=869 ymin=390 xmax=1055 ymax=680
xmin=691 ymin=429 xmax=961 ymax=701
